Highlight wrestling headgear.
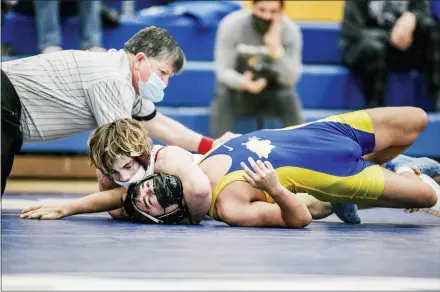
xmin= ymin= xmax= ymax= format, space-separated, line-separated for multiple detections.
xmin=121 ymin=173 xmax=191 ymax=224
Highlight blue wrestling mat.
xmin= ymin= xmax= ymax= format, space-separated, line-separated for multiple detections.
xmin=2 ymin=193 xmax=440 ymax=291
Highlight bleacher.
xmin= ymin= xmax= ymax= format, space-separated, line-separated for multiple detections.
xmin=2 ymin=0 xmax=439 ymax=162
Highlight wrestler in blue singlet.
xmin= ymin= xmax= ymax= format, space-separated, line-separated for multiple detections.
xmin=199 ymin=111 xmax=384 ymax=218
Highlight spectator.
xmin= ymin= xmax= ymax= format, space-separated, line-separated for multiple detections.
xmin=340 ymin=0 xmax=440 ymax=110
xmin=33 ymin=0 xmax=105 ymax=54
xmin=210 ymin=0 xmax=303 ymax=137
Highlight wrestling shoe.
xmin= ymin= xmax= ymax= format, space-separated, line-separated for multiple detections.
xmin=384 ymin=155 xmax=416 ymax=172
xmin=385 ymin=155 xmax=440 ymax=178
xmin=331 ymin=203 xmax=361 ymax=224
xmin=408 ymin=157 xmax=440 ymax=178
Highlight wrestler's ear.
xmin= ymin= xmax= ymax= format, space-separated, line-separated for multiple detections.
xmin=137 ymin=152 xmax=151 ymax=169
xmin=137 ymin=138 xmax=153 ymax=169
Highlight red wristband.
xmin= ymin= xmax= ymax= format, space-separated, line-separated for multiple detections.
xmin=198 ymin=136 xmax=214 ymax=154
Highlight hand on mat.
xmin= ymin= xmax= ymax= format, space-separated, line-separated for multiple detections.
xmin=214 ymin=131 xmax=241 ymax=146
xmin=20 ymin=204 xmax=67 ymax=220
xmin=241 ymin=157 xmax=281 ymax=193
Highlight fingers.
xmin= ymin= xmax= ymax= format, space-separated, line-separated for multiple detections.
xmin=243 ymin=71 xmax=254 ymax=80
xmin=241 ymin=157 xmax=273 ymax=179
xmin=255 ymin=78 xmax=267 ymax=87
xmin=241 ymin=161 xmax=257 ymax=180
xmin=21 ymin=209 xmax=57 ymax=220
xmin=264 ymin=161 xmax=274 ymax=171
xmin=256 ymin=159 xmax=266 ymax=173
xmin=242 ymin=173 xmax=255 ymax=187
xmin=22 ymin=204 xmax=42 ymax=214
xmin=20 ymin=210 xmax=41 ymax=219
xmin=247 ymin=157 xmax=265 ymax=177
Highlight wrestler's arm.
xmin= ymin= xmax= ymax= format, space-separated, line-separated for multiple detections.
xmin=218 ymin=158 xmax=312 ymax=228
xmin=20 ymin=187 xmax=126 ymax=220
xmin=158 ymin=146 xmax=212 ymax=224
xmin=217 ymin=183 xmax=312 ymax=228
xmin=94 ymin=169 xmax=132 ymax=220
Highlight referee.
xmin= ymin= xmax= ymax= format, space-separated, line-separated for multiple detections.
xmin=1 ymin=26 xmax=230 ymax=195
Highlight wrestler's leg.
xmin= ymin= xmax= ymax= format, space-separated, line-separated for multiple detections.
xmin=363 ymin=107 xmax=428 ymax=165
xmin=369 ymin=168 xmax=438 ymax=209
xmin=294 ymin=193 xmax=362 ymax=222
xmin=294 ymin=193 xmax=333 ymax=220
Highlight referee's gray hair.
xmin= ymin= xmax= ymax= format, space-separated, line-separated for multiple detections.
xmin=124 ymin=26 xmax=186 ymax=74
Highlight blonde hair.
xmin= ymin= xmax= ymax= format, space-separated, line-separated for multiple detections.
xmin=88 ymin=118 xmax=152 ymax=175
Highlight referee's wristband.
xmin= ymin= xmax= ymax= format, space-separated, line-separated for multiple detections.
xmin=198 ymin=136 xmax=214 ymax=154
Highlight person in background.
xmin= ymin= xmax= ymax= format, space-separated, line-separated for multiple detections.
xmin=33 ymin=0 xmax=105 ymax=53
xmin=340 ymin=0 xmax=440 ymax=110
xmin=210 ymin=0 xmax=304 ymax=137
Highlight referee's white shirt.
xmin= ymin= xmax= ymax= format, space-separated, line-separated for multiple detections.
xmin=2 ymin=49 xmax=156 ymax=142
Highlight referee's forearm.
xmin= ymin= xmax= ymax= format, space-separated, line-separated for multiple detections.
xmin=142 ymin=112 xmax=204 ymax=152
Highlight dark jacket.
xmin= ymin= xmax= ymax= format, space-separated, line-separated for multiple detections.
xmin=340 ymin=0 xmax=430 ymax=55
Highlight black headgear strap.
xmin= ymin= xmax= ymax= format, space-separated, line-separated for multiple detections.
xmin=121 ymin=173 xmax=191 ymax=224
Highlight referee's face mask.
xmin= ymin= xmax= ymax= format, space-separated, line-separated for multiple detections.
xmin=137 ymin=54 xmax=166 ymax=103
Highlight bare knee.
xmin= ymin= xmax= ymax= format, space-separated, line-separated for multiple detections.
xmin=422 ymin=192 xmax=437 ymax=208
xmin=407 ymin=107 xmax=428 ymax=133
xmin=415 ymin=185 xmax=437 ymax=208
xmin=371 ymin=107 xmax=428 ymax=147
xmin=387 ymin=106 xmax=428 ymax=134
xmin=402 ymin=107 xmax=428 ymax=145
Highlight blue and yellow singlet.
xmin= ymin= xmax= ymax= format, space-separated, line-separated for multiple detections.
xmin=199 ymin=111 xmax=385 ymax=217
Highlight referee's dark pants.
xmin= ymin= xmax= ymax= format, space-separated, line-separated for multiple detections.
xmin=1 ymin=70 xmax=23 ymax=195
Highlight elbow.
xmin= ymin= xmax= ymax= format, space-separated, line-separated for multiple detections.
xmin=285 ymin=214 xmax=312 ymax=229
xmin=108 ymin=210 xmax=120 ymax=220
xmin=280 ymin=67 xmax=302 ymax=86
xmin=191 ymin=180 xmax=212 ymax=201
xmin=293 ymin=65 xmax=303 ymax=84
xmin=216 ymin=70 xmax=227 ymax=85
xmin=215 ymin=204 xmax=240 ymax=226
xmin=191 ymin=175 xmax=212 ymax=200
xmin=301 ymin=214 xmax=313 ymax=228
xmin=108 ymin=209 xmax=127 ymax=221
xmin=192 ymin=186 xmax=212 ymax=210
xmin=186 ymin=184 xmax=212 ymax=222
